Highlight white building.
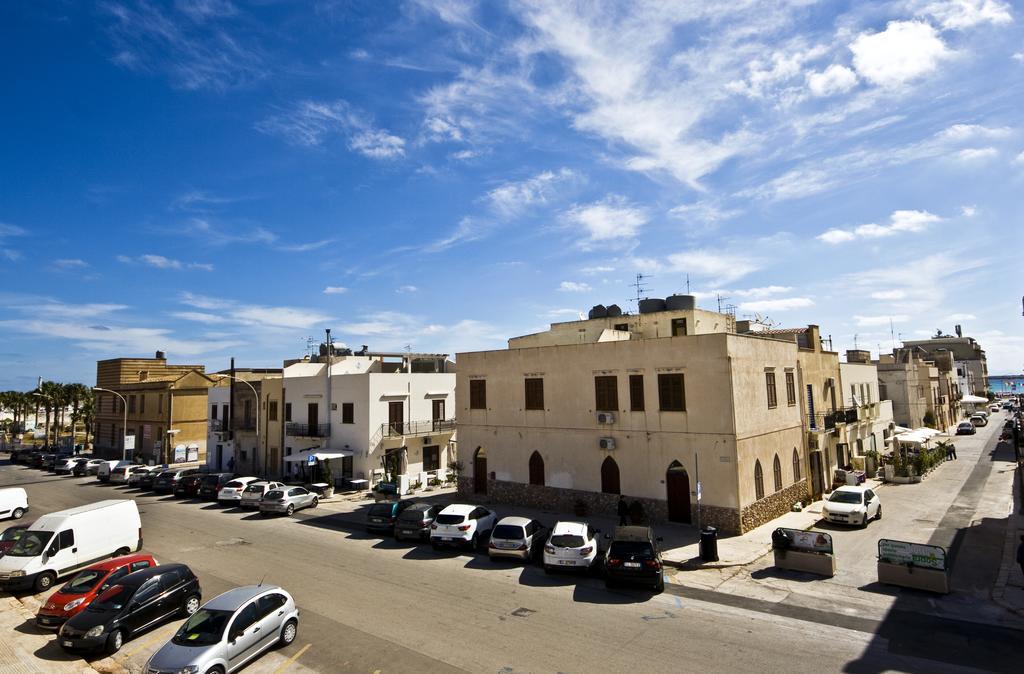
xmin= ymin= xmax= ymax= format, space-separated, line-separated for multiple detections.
xmin=840 ymin=351 xmax=895 ymax=463
xmin=281 ymin=348 xmax=456 ymax=491
xmin=206 ymin=383 xmax=232 ymax=472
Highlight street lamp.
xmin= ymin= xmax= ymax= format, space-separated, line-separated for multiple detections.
xmin=212 ymin=374 xmax=260 ymax=477
xmin=93 ymin=387 xmax=128 ymax=462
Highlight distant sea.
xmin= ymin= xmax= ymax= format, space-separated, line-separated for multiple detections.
xmin=989 ymin=375 xmax=1024 ymax=393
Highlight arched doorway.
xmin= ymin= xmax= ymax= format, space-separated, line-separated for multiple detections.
xmin=665 ymin=461 xmax=691 ymax=523
xmin=600 ymin=456 xmax=620 ymax=494
xmin=473 ymin=447 xmax=487 ymax=494
xmin=528 ymin=451 xmax=544 ymax=486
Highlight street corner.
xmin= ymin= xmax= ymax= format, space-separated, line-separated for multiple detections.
xmin=0 ymin=592 xmax=102 ymax=674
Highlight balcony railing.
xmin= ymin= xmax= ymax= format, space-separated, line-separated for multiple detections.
xmin=232 ymin=418 xmax=257 ymax=431
xmin=369 ymin=418 xmax=456 ymax=451
xmin=285 ymin=423 xmax=331 ymax=437
xmin=209 ymin=419 xmax=225 ymax=431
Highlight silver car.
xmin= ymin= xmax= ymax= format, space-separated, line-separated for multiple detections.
xmin=259 ymin=486 xmax=318 ymax=516
xmin=238 ymin=481 xmax=285 ymax=509
xmin=145 ymin=585 xmax=299 ymax=674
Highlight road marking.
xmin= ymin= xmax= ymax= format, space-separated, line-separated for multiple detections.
xmin=273 ymin=642 xmax=311 ymax=674
xmin=120 ymin=625 xmax=177 ymax=659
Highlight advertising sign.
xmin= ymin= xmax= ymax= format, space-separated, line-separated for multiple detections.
xmin=173 ymin=444 xmax=187 ymax=463
xmin=124 ymin=434 xmax=136 ymax=451
xmin=878 ymin=539 xmax=947 ymax=571
xmin=143 ymin=424 xmax=151 ymax=440
xmin=777 ymin=527 xmax=833 ymax=554
xmin=186 ymin=444 xmax=199 ymax=462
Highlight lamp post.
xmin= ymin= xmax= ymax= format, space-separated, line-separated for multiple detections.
xmin=93 ymin=387 xmax=128 ymax=462
xmin=212 ymin=374 xmax=260 ymax=477
xmin=32 ymin=392 xmax=54 ymax=449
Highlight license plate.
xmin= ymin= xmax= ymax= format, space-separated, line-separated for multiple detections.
xmin=401 ymin=530 xmax=415 ymax=535
xmin=559 ymin=560 xmax=575 ymax=566
xmin=371 ymin=518 xmax=383 ymax=523
xmin=624 ymin=562 xmax=641 ymax=568
xmin=499 ymin=542 xmax=517 ymax=549
xmin=62 ymin=640 xmax=73 ymax=648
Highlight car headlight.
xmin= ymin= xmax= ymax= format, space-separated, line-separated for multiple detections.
xmin=8 ymin=570 xmax=25 ymax=577
xmin=63 ymin=598 xmax=85 ymax=612
xmin=177 ymin=666 xmax=200 ymax=674
xmin=85 ymin=625 xmax=105 ymax=638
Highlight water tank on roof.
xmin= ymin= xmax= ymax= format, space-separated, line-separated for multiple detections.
xmin=588 ymin=304 xmax=608 ymax=319
xmin=666 ymin=294 xmax=696 ymax=311
xmin=606 ymin=304 xmax=622 ymax=317
xmin=638 ymin=298 xmax=666 ymax=314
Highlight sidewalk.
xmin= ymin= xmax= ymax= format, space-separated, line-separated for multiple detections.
xmin=0 ymin=594 xmax=100 ymax=674
xmin=992 ymin=464 xmax=1024 ymax=615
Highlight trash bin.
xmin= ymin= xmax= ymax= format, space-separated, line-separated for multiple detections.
xmin=699 ymin=526 xmax=719 ymax=562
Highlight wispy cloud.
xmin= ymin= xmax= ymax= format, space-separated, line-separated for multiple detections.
xmin=178 ymin=292 xmax=331 ymax=330
xmin=53 ymin=258 xmax=90 ymax=269
xmin=179 ymin=218 xmax=331 ymax=254
xmin=738 ymin=297 xmax=814 ymax=312
xmin=854 ymin=314 xmax=910 ymax=327
xmin=558 ymin=281 xmax=591 ymax=292
xmin=396 ymin=285 xmax=419 ymax=294
xmin=486 ymin=168 xmax=576 ymax=217
xmin=665 ymin=249 xmax=762 ymax=286
xmin=256 ymin=100 xmax=405 ymax=159
xmin=818 ymin=209 xmax=942 ymax=244
xmin=913 ymin=0 xmax=1013 ymax=31
xmin=0 ymin=222 xmax=26 ymax=261
xmin=323 ymin=286 xmax=348 ymax=295
xmin=565 ymin=195 xmax=647 ymax=244
xmin=117 ymin=253 xmax=214 ymax=271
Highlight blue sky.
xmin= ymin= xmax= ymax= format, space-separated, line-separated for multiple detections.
xmin=2 ymin=0 xmax=1023 ymax=390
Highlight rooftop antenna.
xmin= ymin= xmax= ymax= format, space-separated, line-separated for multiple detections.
xmin=303 ymin=336 xmax=317 ymax=357
xmin=257 ymin=573 xmax=266 ymax=587
xmin=853 ymin=333 xmax=859 ymax=350
xmin=889 ymin=318 xmax=897 ymax=349
xmin=630 ymin=273 xmax=651 ymax=309
xmin=686 ymin=274 xmax=690 ymax=294
xmin=716 ymin=293 xmax=730 ymax=314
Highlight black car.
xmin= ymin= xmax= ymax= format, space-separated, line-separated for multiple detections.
xmin=366 ymin=500 xmax=415 ymax=534
xmin=173 ymin=472 xmax=208 ymax=498
xmin=603 ymin=526 xmax=665 ymax=592
xmin=394 ymin=503 xmax=442 ymax=541
xmin=153 ymin=468 xmax=201 ymax=494
xmin=58 ymin=563 xmax=201 ymax=654
xmin=196 ymin=473 xmax=236 ymax=500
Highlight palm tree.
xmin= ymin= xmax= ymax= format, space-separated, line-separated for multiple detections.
xmin=66 ymin=383 xmax=90 ymax=450
xmin=79 ymin=393 xmax=95 ymax=451
xmin=39 ymin=380 xmax=63 ymax=448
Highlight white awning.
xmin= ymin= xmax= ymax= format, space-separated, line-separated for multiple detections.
xmin=961 ymin=394 xmax=988 ymax=404
xmin=283 ymin=448 xmax=355 ymax=463
xmin=893 ymin=425 xmax=912 ymax=433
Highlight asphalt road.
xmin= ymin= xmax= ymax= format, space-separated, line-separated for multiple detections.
xmin=0 ymin=458 xmax=1003 ymax=673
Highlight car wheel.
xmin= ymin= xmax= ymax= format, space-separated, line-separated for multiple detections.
xmin=34 ymin=571 xmax=56 ymax=592
xmin=470 ymin=533 xmax=478 ymax=551
xmin=205 ymin=667 xmax=225 ymax=674
xmin=106 ymin=628 xmax=124 ymax=654
xmin=875 ymin=505 xmax=882 ymax=521
xmin=279 ymin=619 xmax=298 ymax=647
xmin=311 ymin=497 xmax=319 ymax=508
xmin=654 ymin=576 xmax=665 ymax=593
xmin=182 ymin=595 xmax=201 ymax=617
xmin=286 ymin=504 xmax=295 ymax=516
xmin=12 ymin=507 xmax=24 ymax=520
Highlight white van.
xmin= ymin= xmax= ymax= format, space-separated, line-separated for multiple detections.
xmin=0 ymin=500 xmax=142 ymax=593
xmin=0 ymin=488 xmax=28 ymax=521
xmin=97 ymin=460 xmax=132 ymax=483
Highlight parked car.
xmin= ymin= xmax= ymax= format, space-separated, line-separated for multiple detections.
xmin=198 ymin=473 xmax=237 ymax=500
xmin=239 ymin=481 xmax=286 ymax=509
xmin=969 ymin=414 xmax=987 ymax=427
xmin=394 ymin=503 xmax=442 ymax=542
xmin=45 ymin=453 xmax=71 ymax=471
xmin=35 ymin=554 xmax=158 ymax=629
xmin=33 ymin=453 xmax=56 ymax=469
xmin=956 ymin=421 xmax=977 ymax=435
xmin=110 ymin=465 xmax=148 ymax=485
xmin=366 ymin=500 xmax=414 ymax=534
xmin=0 ymin=525 xmax=28 ymax=559
xmin=145 ymin=585 xmax=299 ymax=674
xmin=989 ymin=405 xmax=1001 ymax=414
xmin=54 ymin=457 xmax=82 ymax=475
xmin=603 ymin=526 xmax=664 ymax=592
xmin=97 ymin=460 xmax=133 ymax=483
xmin=822 ymin=486 xmax=881 ymax=527
xmin=85 ymin=459 xmax=109 ymax=476
xmin=174 ymin=472 xmax=213 ymax=498
xmin=259 ymin=486 xmax=319 ymax=516
xmin=131 ymin=466 xmax=167 ymax=490
xmin=488 ymin=517 xmax=548 ymax=562
xmin=217 ymin=477 xmax=260 ymax=505
xmin=0 ymin=487 xmax=28 ymax=521
xmin=75 ymin=459 xmax=106 ymax=477
xmin=430 ymin=504 xmax=497 ymax=551
xmin=58 ymin=563 xmax=201 ymax=654
xmin=542 ymin=521 xmax=600 ymax=573
xmin=154 ymin=468 xmax=202 ymax=494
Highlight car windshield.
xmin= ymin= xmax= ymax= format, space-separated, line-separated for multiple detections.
xmin=265 ymin=490 xmax=284 ymax=499
xmin=0 ymin=528 xmax=26 ymax=542
xmin=829 ymin=491 xmax=863 ymax=504
xmin=202 ymin=475 xmax=222 ymax=485
xmin=243 ymin=485 xmax=265 ymax=494
xmin=492 ymin=524 xmax=526 ymax=540
xmin=61 ymin=568 xmax=107 ymax=594
xmin=550 ymin=534 xmax=586 ymax=548
xmin=399 ymin=509 xmax=428 ymax=522
xmin=368 ymin=504 xmax=394 ymax=517
xmin=157 ymin=471 xmax=176 ymax=479
xmin=6 ymin=530 xmax=53 ymax=557
xmin=224 ymin=481 xmax=245 ymax=489
xmin=89 ymin=584 xmax=130 ymax=611
xmin=172 ymin=609 xmax=233 ymax=647
xmin=435 ymin=514 xmax=465 ymax=525
xmin=609 ymin=541 xmax=654 ymax=558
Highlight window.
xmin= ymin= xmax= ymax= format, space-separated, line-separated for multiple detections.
xmin=785 ymin=372 xmax=796 ymax=406
xmin=671 ymin=317 xmax=687 ymax=336
xmin=629 ymin=374 xmax=645 ymax=411
xmin=792 ymin=448 xmax=801 ymax=482
xmin=524 ymin=378 xmax=544 ymax=410
xmin=341 ymin=402 xmax=353 ymax=424
xmin=134 ymin=579 xmax=160 ymax=604
xmin=211 ymin=405 xmax=218 ymax=420
xmin=58 ymin=530 xmax=74 ymax=550
xmin=529 ymin=451 xmax=544 ymax=486
xmin=470 ymin=380 xmax=487 ymax=409
xmin=657 ymin=373 xmax=686 ymax=411
xmin=131 ymin=560 xmax=151 ymax=572
xmin=159 ymin=569 xmax=183 ymax=590
xmin=879 ymin=384 xmax=888 ymax=400
xmin=423 ymin=445 xmax=440 ymax=472
xmin=240 ymin=450 xmax=247 ymax=461
xmin=773 ymin=454 xmax=782 ymax=492
xmin=139 ymin=394 xmax=145 ymax=414
xmin=766 ymin=372 xmax=778 ymax=409
xmin=284 ymin=402 xmax=292 ymax=422
xmin=264 ymin=400 xmax=276 ymax=422
xmin=231 ymin=602 xmax=260 ymax=635
xmin=222 ymin=404 xmax=229 ymax=422
xmin=128 ymin=395 xmax=136 ymax=413
xmin=754 ymin=460 xmax=764 ymax=500
xmin=613 ymin=323 xmax=629 ymax=332
xmin=594 ymin=376 xmax=618 ymax=411
xmin=257 ymin=593 xmax=287 ymax=618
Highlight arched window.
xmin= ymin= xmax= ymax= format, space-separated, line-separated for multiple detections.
xmin=773 ymin=454 xmax=782 ymax=492
xmin=601 ymin=456 xmax=620 ymax=495
xmin=792 ymin=448 xmax=801 ymax=482
xmin=529 ymin=451 xmax=545 ymax=486
xmin=754 ymin=460 xmax=764 ymax=500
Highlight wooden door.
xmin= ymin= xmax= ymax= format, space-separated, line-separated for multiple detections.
xmin=809 ymin=452 xmax=823 ymax=498
xmin=666 ymin=462 xmax=691 ymax=523
xmin=307 ymin=403 xmax=318 ymax=434
xmin=432 ymin=399 xmax=445 ymax=430
xmin=474 ymin=447 xmax=487 ymax=494
xmin=601 ymin=456 xmax=620 ymax=494
xmin=389 ymin=401 xmax=404 ymax=435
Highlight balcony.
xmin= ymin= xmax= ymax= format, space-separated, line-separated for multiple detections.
xmin=285 ymin=423 xmax=331 ymax=437
xmin=232 ymin=418 xmax=257 ymax=431
xmin=209 ymin=419 xmax=225 ymax=431
xmin=807 ymin=413 xmax=835 ymax=433
xmin=369 ymin=418 xmax=456 ymax=453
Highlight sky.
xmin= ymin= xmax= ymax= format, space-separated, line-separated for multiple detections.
xmin=1 ymin=0 xmax=1023 ymax=391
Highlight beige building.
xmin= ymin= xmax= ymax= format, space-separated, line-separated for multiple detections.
xmin=457 ymin=298 xmax=812 ymax=534
xmin=876 ymin=348 xmax=938 ymax=430
xmin=207 ymin=368 xmax=284 ymax=478
xmin=902 ymin=333 xmax=988 ymax=396
xmin=839 ymin=352 xmax=896 ymax=465
xmin=95 ymin=352 xmax=213 ymax=464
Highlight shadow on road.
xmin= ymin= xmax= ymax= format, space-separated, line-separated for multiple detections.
xmin=749 ymin=567 xmax=825 ymax=583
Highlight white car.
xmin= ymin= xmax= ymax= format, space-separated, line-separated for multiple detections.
xmin=83 ymin=459 xmax=108 ymax=475
xmin=217 ymin=477 xmax=260 ymax=505
xmin=430 ymin=504 xmax=497 ymax=550
xmin=110 ymin=465 xmax=147 ymax=485
xmin=822 ymin=486 xmax=881 ymax=527
xmin=488 ymin=517 xmax=548 ymax=562
xmin=239 ymin=481 xmax=285 ymax=509
xmin=542 ymin=521 xmax=600 ymax=572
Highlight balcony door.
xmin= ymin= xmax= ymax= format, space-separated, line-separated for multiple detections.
xmin=388 ymin=401 xmax=404 ymax=435
xmin=307 ymin=403 xmax=318 ymax=433
xmin=432 ymin=399 xmax=445 ymax=431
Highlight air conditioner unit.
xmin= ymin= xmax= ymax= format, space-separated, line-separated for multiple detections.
xmin=599 ymin=437 xmax=616 ymax=450
xmin=597 ymin=412 xmax=616 ymax=424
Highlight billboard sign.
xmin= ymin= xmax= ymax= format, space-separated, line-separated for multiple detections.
xmin=174 ymin=444 xmax=187 ymax=463
xmin=776 ymin=528 xmax=833 ymax=555
xmin=124 ymin=434 xmax=136 ymax=451
xmin=878 ymin=539 xmax=947 ymax=571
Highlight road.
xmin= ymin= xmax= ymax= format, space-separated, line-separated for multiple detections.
xmin=0 ymin=451 xmax=1015 ymax=673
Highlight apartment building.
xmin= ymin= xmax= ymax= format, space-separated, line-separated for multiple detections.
xmin=902 ymin=331 xmax=988 ymax=396
xmin=876 ymin=348 xmax=938 ymax=429
xmin=280 ymin=344 xmax=456 ymax=490
xmin=94 ymin=352 xmax=213 ymax=464
xmin=205 ymin=367 xmax=284 ymax=477
xmin=457 ymin=298 xmax=811 ymax=535
xmin=839 ymin=351 xmax=896 ymax=463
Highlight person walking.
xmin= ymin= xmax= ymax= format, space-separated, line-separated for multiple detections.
xmin=950 ymin=443 xmax=958 ymax=460
xmin=617 ymin=495 xmax=628 ymax=526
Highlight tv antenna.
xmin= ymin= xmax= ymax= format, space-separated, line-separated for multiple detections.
xmin=853 ymin=333 xmax=859 ymax=350
xmin=303 ymin=336 xmax=317 ymax=357
xmin=631 ymin=273 xmax=651 ymax=309
xmin=716 ymin=293 xmax=730 ymax=313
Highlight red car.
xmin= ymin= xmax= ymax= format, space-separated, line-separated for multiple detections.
xmin=0 ymin=525 xmax=29 ymax=559
xmin=35 ymin=553 xmax=158 ymax=629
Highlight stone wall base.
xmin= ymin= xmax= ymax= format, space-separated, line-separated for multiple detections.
xmin=740 ymin=479 xmax=808 ymax=532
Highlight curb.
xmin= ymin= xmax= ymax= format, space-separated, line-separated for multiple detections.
xmin=5 ymin=594 xmax=102 ymax=674
xmin=991 ymin=464 xmax=1023 ymax=616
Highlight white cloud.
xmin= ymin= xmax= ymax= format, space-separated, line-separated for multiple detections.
xmin=946 ymin=313 xmax=977 ymax=321
xmin=53 ymin=259 xmax=89 ymax=269
xmin=727 ymin=45 xmax=828 ymax=99
xmin=738 ymin=297 xmax=814 ymax=312
xmin=1014 ymin=52 xmax=1024 ymax=63
xmin=668 ymin=200 xmax=743 ymax=226
xmin=955 ymin=147 xmax=998 ymax=161
xmin=961 ymin=205 xmax=977 ymax=217
xmin=396 ymin=285 xmax=419 ymax=294
xmin=580 ymin=265 xmax=615 ymax=275
xmin=1014 ymin=150 xmax=1024 ymax=165
xmin=177 ymin=293 xmax=330 ymax=330
xmin=665 ymin=249 xmax=761 ymax=285
xmin=818 ymin=209 xmax=942 ymax=243
xmin=855 ymin=314 xmax=910 ymax=326
xmin=806 ymin=64 xmax=858 ymax=97
xmin=936 ymin=124 xmax=1011 ymax=142
xmin=0 ymin=223 xmax=27 ymax=238
xmin=850 ymin=21 xmax=951 ymax=89
xmin=559 ymin=281 xmax=592 ymax=292
xmin=915 ymin=0 xmax=1012 ymax=30
xmin=349 ymin=129 xmax=406 ymax=159
xmin=565 ymin=195 xmax=647 ymax=242
xmin=323 ymin=286 xmax=348 ymax=295
xmin=117 ymin=254 xmax=214 ymax=271
xmin=730 ymin=286 xmax=793 ymax=298
xmin=257 ymin=100 xmax=406 ymax=160
xmin=425 ymin=216 xmax=485 ymax=252
xmin=487 ymin=168 xmax=575 ymax=217
xmin=870 ymin=290 xmax=907 ymax=300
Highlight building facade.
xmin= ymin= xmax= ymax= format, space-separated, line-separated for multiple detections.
xmin=901 ymin=334 xmax=988 ymax=396
xmin=876 ymin=348 xmax=937 ymax=429
xmin=205 ymin=369 xmax=284 ymax=478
